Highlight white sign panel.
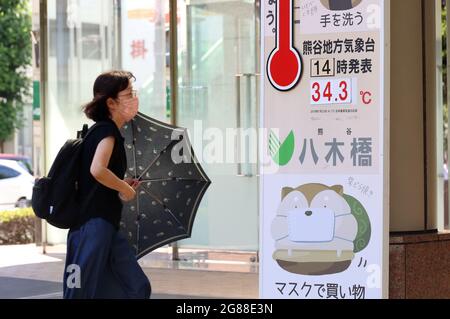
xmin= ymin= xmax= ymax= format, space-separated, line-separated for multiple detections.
xmin=121 ymin=0 xmax=160 ymax=89
xmin=260 ymin=0 xmax=389 ymax=299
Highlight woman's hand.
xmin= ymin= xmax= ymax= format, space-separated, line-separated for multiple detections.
xmin=119 ymin=183 xmax=136 ymax=202
xmin=124 ymin=178 xmax=141 ymax=189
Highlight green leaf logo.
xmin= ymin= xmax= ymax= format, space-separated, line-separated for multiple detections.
xmin=269 ymin=130 xmax=295 ymax=166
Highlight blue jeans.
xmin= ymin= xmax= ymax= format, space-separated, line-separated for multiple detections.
xmin=63 ymin=217 xmax=151 ymax=299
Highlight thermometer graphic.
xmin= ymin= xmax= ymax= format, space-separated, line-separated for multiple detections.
xmin=267 ymin=0 xmax=302 ymax=91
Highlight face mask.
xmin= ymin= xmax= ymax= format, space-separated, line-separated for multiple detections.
xmin=120 ymin=97 xmax=139 ymax=122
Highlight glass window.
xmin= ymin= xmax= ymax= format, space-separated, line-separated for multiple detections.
xmin=176 ymin=0 xmax=260 ymax=250
xmin=81 ymin=23 xmax=101 ymax=60
xmin=17 ymin=160 xmax=33 ymax=175
xmin=45 ymin=0 xmax=118 ymax=243
xmin=0 ymin=166 xmax=20 ymax=180
xmin=46 ymin=0 xmax=117 ymax=170
xmin=120 ymin=0 xmax=171 ymax=122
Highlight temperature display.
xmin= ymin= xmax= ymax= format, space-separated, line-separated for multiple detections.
xmin=310 ymin=78 xmax=353 ymax=105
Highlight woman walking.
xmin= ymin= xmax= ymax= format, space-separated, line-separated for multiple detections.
xmin=63 ymin=70 xmax=151 ymax=299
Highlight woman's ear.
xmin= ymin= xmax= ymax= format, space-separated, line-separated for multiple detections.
xmin=106 ymin=97 xmax=117 ymax=112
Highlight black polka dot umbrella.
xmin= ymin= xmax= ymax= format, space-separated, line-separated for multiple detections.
xmin=120 ymin=112 xmax=211 ymax=259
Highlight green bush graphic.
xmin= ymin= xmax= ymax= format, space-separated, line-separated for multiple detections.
xmin=343 ymin=194 xmax=371 ymax=253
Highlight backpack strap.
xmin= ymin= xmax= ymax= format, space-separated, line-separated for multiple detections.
xmin=77 ymin=124 xmax=89 ymax=139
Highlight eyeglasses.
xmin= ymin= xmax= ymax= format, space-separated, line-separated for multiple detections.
xmin=118 ymin=89 xmax=138 ymax=99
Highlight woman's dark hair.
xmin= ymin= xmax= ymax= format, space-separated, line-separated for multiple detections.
xmin=83 ymin=70 xmax=136 ymax=122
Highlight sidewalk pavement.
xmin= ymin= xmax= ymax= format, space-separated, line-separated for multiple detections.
xmin=0 ymin=244 xmax=259 ymax=299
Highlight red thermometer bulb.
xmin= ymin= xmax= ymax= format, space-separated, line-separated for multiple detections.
xmin=267 ymin=0 xmax=302 ymax=91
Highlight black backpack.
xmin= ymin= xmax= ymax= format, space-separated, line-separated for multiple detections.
xmin=32 ymin=122 xmax=108 ymax=229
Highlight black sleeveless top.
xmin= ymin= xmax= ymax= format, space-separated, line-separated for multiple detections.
xmin=76 ymin=118 xmax=127 ymax=230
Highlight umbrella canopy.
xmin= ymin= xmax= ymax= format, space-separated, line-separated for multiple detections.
xmin=119 ymin=112 xmax=211 ymax=259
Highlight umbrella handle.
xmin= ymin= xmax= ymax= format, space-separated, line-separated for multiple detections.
xmin=124 ymin=178 xmax=141 ymax=189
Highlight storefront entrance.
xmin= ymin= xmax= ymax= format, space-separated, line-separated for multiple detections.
xmin=176 ymin=0 xmax=260 ymax=250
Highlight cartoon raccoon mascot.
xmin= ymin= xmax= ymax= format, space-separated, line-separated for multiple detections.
xmin=271 ymin=183 xmax=371 ymax=276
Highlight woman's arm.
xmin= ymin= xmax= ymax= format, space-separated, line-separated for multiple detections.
xmin=90 ymin=136 xmax=135 ymax=201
